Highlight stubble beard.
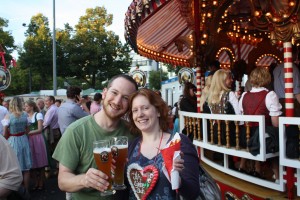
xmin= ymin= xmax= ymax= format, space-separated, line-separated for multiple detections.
xmin=102 ymin=102 xmax=126 ymax=120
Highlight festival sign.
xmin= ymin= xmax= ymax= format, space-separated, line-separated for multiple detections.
xmin=130 ymin=69 xmax=146 ymax=88
xmin=0 ymin=67 xmax=11 ymax=91
xmin=178 ymin=67 xmax=195 ymax=85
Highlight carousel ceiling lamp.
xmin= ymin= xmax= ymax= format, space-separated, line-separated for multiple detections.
xmin=212 ymin=1 xmax=218 ymax=6
xmin=289 ymin=0 xmax=295 ymax=6
xmin=254 ymin=10 xmax=261 ymax=17
xmin=265 ymin=12 xmax=272 ymax=18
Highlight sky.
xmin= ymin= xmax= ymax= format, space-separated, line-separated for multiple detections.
xmin=1 ymin=0 xmax=133 ymax=58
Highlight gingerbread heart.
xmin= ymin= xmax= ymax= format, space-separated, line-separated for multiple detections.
xmin=127 ymin=163 xmax=159 ymax=200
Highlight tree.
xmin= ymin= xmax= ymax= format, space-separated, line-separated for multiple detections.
xmin=18 ymin=13 xmax=53 ymax=91
xmin=0 ymin=17 xmax=15 ymax=67
xmin=67 ymin=6 xmax=132 ymax=89
xmin=165 ymin=63 xmax=181 ymax=75
xmin=3 ymin=66 xmax=28 ymax=95
xmin=148 ymin=70 xmax=168 ymax=90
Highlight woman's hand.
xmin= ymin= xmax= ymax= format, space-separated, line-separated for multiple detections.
xmin=173 ymin=152 xmax=185 ymax=172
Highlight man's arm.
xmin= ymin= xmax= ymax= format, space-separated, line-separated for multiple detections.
xmin=43 ymin=107 xmax=54 ymax=128
xmin=73 ymin=105 xmax=89 ymax=119
xmin=0 ymin=138 xmax=22 ymax=198
xmin=58 ymin=163 xmax=110 ymax=192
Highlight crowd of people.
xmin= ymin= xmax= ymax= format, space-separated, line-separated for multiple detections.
xmin=0 ymin=54 xmax=299 ymax=200
xmin=0 ymin=88 xmax=103 ymax=199
xmin=170 ymin=57 xmax=299 ymax=184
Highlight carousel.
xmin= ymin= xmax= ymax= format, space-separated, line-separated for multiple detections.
xmin=125 ymin=0 xmax=300 ymax=199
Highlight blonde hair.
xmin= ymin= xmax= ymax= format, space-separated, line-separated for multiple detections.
xmin=200 ymin=75 xmax=212 ymax=110
xmin=207 ymin=69 xmax=231 ymax=105
xmin=249 ymin=67 xmax=271 ymax=88
xmin=9 ymin=97 xmax=24 ymax=117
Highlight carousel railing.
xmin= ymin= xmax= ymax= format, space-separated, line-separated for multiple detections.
xmin=179 ymin=111 xmax=285 ymax=191
xmin=279 ymin=117 xmax=300 ymax=197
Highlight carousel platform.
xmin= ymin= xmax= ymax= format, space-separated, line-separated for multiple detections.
xmin=203 ymin=162 xmax=300 ymax=200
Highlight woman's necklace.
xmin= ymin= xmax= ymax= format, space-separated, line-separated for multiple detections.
xmin=138 ymin=131 xmax=164 ymax=164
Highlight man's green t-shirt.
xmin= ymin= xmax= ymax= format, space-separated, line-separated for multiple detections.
xmin=53 ymin=115 xmax=136 ymax=200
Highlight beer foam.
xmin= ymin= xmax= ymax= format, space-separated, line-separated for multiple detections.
xmin=113 ymin=145 xmax=127 ymax=149
xmin=93 ymin=147 xmax=111 ymax=153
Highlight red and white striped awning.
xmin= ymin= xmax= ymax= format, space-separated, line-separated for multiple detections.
xmin=256 ymin=56 xmax=276 ymax=67
xmin=218 ymin=51 xmax=231 ymax=65
xmin=125 ymin=0 xmax=193 ymax=67
xmin=217 ymin=44 xmax=255 ymax=64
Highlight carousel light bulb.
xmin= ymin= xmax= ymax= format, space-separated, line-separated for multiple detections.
xmin=283 ymin=14 xmax=289 ymax=18
xmin=207 ymin=13 xmax=212 ymax=18
xmin=254 ymin=11 xmax=260 ymax=17
xmin=289 ymin=1 xmax=295 ymax=6
xmin=213 ymin=1 xmax=218 ymax=6
xmin=202 ymin=3 xmax=206 ymax=7
xmin=265 ymin=12 xmax=272 ymax=17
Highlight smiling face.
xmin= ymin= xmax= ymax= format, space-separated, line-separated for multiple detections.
xmin=131 ymin=95 xmax=160 ymax=133
xmin=102 ymin=77 xmax=137 ymax=120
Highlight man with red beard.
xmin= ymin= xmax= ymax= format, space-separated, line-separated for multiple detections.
xmin=52 ymin=74 xmax=138 ymax=200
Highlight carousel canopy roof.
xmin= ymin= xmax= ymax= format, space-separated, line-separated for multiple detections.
xmin=125 ymin=0 xmax=300 ymax=67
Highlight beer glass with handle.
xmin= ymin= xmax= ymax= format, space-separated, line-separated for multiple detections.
xmin=93 ymin=140 xmax=116 ymax=196
xmin=111 ymin=136 xmax=128 ymax=190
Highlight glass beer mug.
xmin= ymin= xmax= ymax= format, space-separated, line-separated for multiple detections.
xmin=93 ymin=140 xmax=116 ymax=196
xmin=110 ymin=136 xmax=128 ymax=190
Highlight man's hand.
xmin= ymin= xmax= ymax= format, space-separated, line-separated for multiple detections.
xmin=84 ymin=168 xmax=110 ymax=192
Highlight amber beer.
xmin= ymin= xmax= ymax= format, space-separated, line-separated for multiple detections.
xmin=111 ymin=136 xmax=128 ymax=190
xmin=93 ymin=140 xmax=115 ymax=196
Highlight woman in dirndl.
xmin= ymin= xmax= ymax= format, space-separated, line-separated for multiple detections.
xmin=2 ymin=97 xmax=32 ymax=191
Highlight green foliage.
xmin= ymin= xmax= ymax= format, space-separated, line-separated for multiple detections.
xmin=4 ymin=67 xmax=28 ymax=95
xmin=148 ymin=70 xmax=168 ymax=90
xmin=15 ymin=6 xmax=132 ymax=93
xmin=165 ymin=63 xmax=182 ymax=75
xmin=18 ymin=13 xmax=53 ymax=91
xmin=67 ymin=6 xmax=132 ymax=88
xmin=0 ymin=17 xmax=15 ymax=66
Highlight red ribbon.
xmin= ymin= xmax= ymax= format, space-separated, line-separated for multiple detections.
xmin=0 ymin=52 xmax=7 ymax=70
